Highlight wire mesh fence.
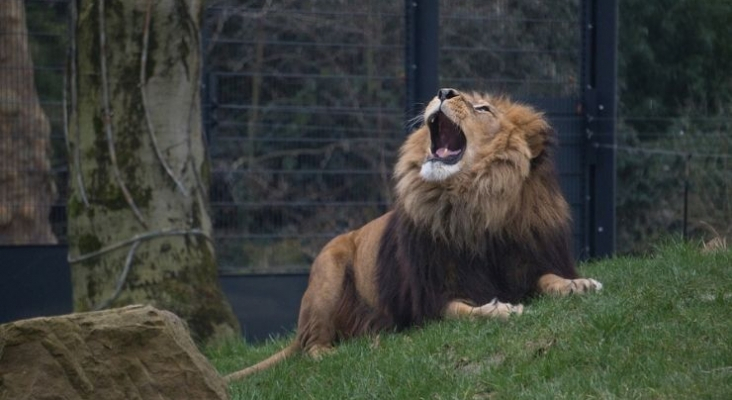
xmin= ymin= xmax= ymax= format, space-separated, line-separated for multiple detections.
xmin=202 ymin=0 xmax=586 ymax=272
xmin=439 ymin=1 xmax=580 ymax=97
xmin=2 ymin=0 xmax=729 ymax=271
xmin=202 ymin=2 xmax=404 ymax=272
xmin=0 ymin=0 xmax=67 ymax=244
xmin=615 ymin=120 xmax=732 ymax=254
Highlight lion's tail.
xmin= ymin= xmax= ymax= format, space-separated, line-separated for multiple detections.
xmin=224 ymin=342 xmax=299 ymax=383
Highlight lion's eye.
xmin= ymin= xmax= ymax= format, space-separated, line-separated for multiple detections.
xmin=474 ymin=105 xmax=492 ymax=113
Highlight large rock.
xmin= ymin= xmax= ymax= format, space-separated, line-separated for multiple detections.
xmin=0 ymin=305 xmax=228 ymax=400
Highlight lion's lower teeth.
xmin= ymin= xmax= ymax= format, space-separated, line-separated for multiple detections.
xmin=436 ymin=147 xmax=461 ymax=158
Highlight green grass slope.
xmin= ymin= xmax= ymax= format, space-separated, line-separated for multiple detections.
xmin=208 ymin=243 xmax=731 ymax=399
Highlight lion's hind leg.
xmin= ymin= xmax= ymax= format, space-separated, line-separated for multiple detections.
xmin=538 ymin=273 xmax=603 ymax=296
xmin=295 ymin=234 xmax=356 ymax=359
xmin=444 ymin=299 xmax=524 ymax=320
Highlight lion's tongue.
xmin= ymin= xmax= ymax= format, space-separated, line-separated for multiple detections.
xmin=435 ymin=147 xmax=461 ymax=158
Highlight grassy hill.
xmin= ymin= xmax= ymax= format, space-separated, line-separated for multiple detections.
xmin=208 ymin=242 xmax=731 ymax=399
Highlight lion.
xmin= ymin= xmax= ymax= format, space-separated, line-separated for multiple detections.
xmin=225 ymin=88 xmax=602 ymax=382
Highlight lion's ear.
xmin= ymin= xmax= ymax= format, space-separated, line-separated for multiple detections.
xmin=503 ymin=102 xmax=552 ymax=159
xmin=523 ymin=118 xmax=552 ymax=159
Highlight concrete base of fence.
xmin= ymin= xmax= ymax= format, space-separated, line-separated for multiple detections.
xmin=0 ymin=245 xmax=72 ymax=322
xmin=0 ymin=246 xmax=308 ymax=343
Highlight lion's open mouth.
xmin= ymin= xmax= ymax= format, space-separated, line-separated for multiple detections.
xmin=426 ymin=111 xmax=466 ymax=165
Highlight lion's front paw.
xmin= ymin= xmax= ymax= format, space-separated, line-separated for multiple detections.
xmin=539 ymin=274 xmax=603 ymax=296
xmin=573 ymin=278 xmax=603 ymax=293
xmin=474 ymin=299 xmax=524 ymax=319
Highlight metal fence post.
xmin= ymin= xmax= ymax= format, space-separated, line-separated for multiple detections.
xmin=682 ymin=153 xmax=691 ymax=240
xmin=582 ymin=0 xmax=617 ymax=257
xmin=404 ymin=0 xmax=439 ymax=130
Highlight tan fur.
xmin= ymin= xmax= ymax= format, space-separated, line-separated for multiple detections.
xmin=224 ymin=342 xmax=297 ymax=383
xmin=537 ymin=274 xmax=603 ymax=296
xmin=225 ymin=90 xmax=602 ymax=383
xmin=444 ymin=299 xmax=524 ymax=319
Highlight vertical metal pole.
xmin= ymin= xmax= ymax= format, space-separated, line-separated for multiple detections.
xmin=582 ymin=0 xmax=617 ymax=257
xmin=405 ymin=0 xmax=439 ymax=131
xmin=683 ymin=153 xmax=691 ymax=240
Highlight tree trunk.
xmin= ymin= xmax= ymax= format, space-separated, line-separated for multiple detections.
xmin=0 ymin=0 xmax=57 ymax=245
xmin=67 ymin=0 xmax=240 ymax=344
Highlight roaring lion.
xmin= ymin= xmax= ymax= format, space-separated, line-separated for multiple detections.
xmin=225 ymin=88 xmax=602 ymax=382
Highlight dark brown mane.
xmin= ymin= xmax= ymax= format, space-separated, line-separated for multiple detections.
xmin=373 ymin=203 xmax=576 ymax=331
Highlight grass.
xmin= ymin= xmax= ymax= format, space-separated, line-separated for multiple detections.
xmin=207 ymin=242 xmax=732 ymax=399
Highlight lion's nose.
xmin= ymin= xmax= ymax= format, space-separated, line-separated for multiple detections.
xmin=437 ymin=88 xmax=458 ymax=101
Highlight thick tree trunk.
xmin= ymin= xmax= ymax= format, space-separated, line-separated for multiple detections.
xmin=67 ymin=0 xmax=240 ymax=344
xmin=0 ymin=0 xmax=57 ymax=244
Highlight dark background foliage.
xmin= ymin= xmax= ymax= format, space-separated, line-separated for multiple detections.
xmin=616 ymin=0 xmax=731 ymax=253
